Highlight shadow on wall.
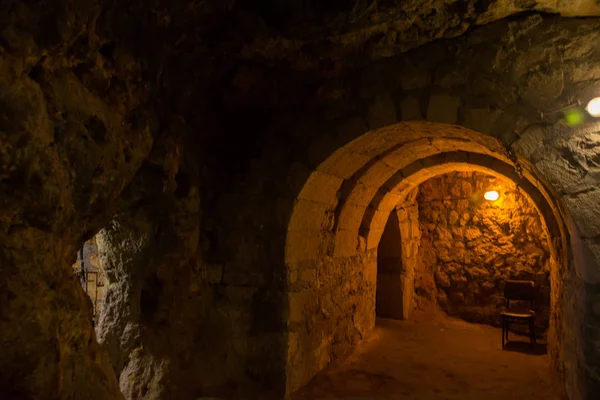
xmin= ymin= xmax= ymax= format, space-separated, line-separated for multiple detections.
xmin=415 ymin=171 xmax=551 ymax=333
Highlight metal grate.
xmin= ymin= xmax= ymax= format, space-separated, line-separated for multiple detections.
xmin=75 ymin=242 xmax=106 ymax=327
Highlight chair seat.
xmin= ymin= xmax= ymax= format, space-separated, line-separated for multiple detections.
xmin=501 ymin=280 xmax=537 ymax=348
xmin=501 ymin=310 xmax=535 ymax=318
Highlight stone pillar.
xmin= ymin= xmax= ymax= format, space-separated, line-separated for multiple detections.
xmin=376 ymin=209 xmax=404 ymax=318
xmin=376 ymin=196 xmax=421 ymax=320
xmin=398 ymin=201 xmax=421 ymax=320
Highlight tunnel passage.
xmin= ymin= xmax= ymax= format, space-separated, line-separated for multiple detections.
xmin=375 ymin=171 xmax=553 ymax=337
xmin=284 ymin=121 xmax=572 ymax=396
xmin=417 ymin=172 xmax=552 ymax=332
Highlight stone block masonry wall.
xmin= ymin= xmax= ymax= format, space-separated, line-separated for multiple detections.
xmin=416 ymin=172 xmax=552 ymax=332
xmin=286 ymin=250 xmax=377 ymax=393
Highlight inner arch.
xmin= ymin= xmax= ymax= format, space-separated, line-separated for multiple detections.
xmin=361 ymin=155 xmax=563 ymax=257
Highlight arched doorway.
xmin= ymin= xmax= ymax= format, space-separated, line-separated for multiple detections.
xmin=375 ymin=170 xmax=553 ymax=330
xmin=284 ymin=121 xmax=573 ymax=396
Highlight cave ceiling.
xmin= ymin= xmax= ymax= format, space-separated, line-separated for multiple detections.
xmin=7 ymin=1 xmax=598 ymax=73
xmin=2 ymin=0 xmax=600 ymax=149
xmin=240 ymin=0 xmax=600 ymax=65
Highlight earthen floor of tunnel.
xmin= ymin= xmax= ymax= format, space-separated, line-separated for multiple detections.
xmin=292 ymin=311 xmax=566 ymax=400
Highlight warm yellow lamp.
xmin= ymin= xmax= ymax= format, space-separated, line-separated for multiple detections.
xmin=484 ymin=190 xmax=499 ymax=201
xmin=587 ymin=97 xmax=600 ymax=117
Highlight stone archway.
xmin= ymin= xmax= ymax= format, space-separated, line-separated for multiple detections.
xmin=374 ymin=168 xmax=555 ymax=329
xmin=284 ymin=121 xmax=577 ymax=396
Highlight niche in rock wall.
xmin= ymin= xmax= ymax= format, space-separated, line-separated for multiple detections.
xmin=72 ymin=236 xmax=107 ymax=329
xmin=415 ymin=171 xmax=551 ymax=333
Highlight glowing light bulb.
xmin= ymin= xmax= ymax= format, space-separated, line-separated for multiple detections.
xmin=484 ymin=191 xmax=499 ymax=201
xmin=586 ymin=97 xmax=600 ymax=117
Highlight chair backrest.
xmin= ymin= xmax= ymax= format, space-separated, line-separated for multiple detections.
xmin=504 ymin=280 xmax=535 ymax=309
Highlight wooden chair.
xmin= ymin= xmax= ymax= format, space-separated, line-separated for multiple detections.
xmin=501 ymin=280 xmax=536 ymax=348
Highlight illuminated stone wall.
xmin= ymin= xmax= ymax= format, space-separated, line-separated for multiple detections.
xmin=72 ymin=237 xmax=107 ymax=326
xmin=416 ymin=172 xmax=551 ymax=331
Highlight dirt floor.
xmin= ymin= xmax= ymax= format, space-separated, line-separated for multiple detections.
xmin=292 ymin=311 xmax=566 ymax=400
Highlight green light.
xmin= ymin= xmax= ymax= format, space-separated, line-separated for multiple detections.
xmin=564 ymin=108 xmax=585 ymax=126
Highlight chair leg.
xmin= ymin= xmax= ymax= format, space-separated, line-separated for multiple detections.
xmin=502 ymin=318 xmax=505 ymax=348
xmin=529 ymin=319 xmax=534 ymax=346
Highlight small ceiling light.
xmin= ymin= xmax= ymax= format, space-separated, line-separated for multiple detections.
xmin=586 ymin=97 xmax=600 ymax=117
xmin=484 ymin=190 xmax=499 ymax=201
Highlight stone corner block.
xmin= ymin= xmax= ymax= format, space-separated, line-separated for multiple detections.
xmin=461 ymin=107 xmax=497 ymax=135
xmin=368 ymin=95 xmax=397 ymax=130
xmin=400 ymin=96 xmax=423 ymax=121
xmin=427 ymin=93 xmax=460 ymax=124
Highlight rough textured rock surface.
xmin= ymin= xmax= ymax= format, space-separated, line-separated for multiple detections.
xmin=242 ymin=0 xmax=600 ymax=65
xmin=0 ymin=4 xmax=153 ymax=395
xmin=1 ymin=1 xmax=600 ymax=399
xmin=0 ymin=1 xmax=245 ymax=398
xmin=416 ymin=172 xmax=552 ymax=331
xmin=94 ymin=134 xmax=231 ymax=400
xmin=72 ymin=237 xmax=107 ymax=326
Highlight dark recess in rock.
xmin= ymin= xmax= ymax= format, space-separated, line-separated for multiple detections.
xmin=174 ymin=171 xmax=191 ymax=198
xmin=140 ymin=274 xmax=163 ymax=321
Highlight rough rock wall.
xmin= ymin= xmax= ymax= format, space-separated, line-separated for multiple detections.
xmin=94 ymin=128 xmax=240 ymax=400
xmin=0 ymin=3 xmax=155 ymax=394
xmin=0 ymin=1 xmax=269 ymax=398
xmin=0 ymin=6 xmax=228 ymax=393
xmin=242 ymin=0 xmax=600 ymax=67
xmin=416 ymin=172 xmax=552 ymax=330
